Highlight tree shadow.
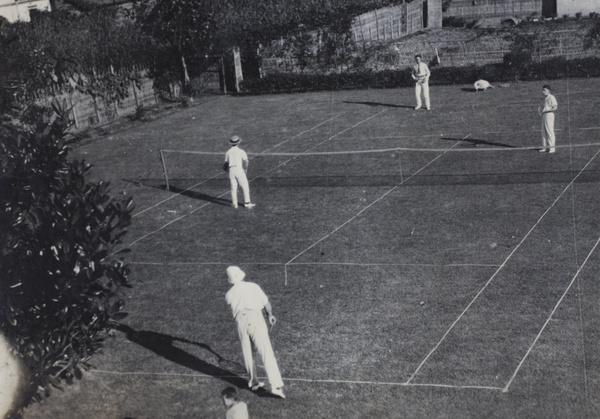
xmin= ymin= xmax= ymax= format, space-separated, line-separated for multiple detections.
xmin=441 ymin=136 xmax=515 ymax=148
xmin=343 ymin=100 xmax=414 ymax=109
xmin=115 ymin=324 xmax=247 ymax=389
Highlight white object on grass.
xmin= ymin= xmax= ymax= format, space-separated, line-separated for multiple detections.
xmin=474 ymin=79 xmax=494 ymax=91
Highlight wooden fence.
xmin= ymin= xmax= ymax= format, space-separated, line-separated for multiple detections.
xmin=37 ymin=74 xmax=157 ymax=132
xmin=444 ymin=0 xmax=542 ymax=20
xmin=350 ymin=1 xmax=428 ymax=43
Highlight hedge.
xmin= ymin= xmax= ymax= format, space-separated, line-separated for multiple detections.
xmin=240 ymin=56 xmax=600 ymax=94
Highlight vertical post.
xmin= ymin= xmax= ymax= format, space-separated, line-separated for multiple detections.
xmin=160 ymin=150 xmax=170 ymax=191
xmin=69 ymin=93 xmax=79 ymax=129
xmin=92 ymin=96 xmax=101 ymax=125
xmin=220 ymin=56 xmax=227 ymax=94
xmin=232 ymin=47 xmax=243 ymax=93
xmin=132 ymin=80 xmax=140 ymax=107
xmin=375 ymin=10 xmax=380 ymax=41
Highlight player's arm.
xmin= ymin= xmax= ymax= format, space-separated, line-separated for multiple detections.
xmin=264 ymin=301 xmax=276 ymax=325
xmin=411 ymin=66 xmax=417 ymax=80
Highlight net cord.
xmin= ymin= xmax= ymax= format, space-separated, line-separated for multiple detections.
xmin=159 ymin=141 xmax=600 ymax=158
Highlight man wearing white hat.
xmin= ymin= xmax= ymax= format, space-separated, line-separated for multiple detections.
xmin=225 ymin=266 xmax=285 ymax=399
xmin=224 ymin=136 xmax=255 ymax=209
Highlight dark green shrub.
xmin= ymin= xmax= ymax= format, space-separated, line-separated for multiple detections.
xmin=584 ymin=19 xmax=600 ymax=49
xmin=503 ymin=34 xmax=536 ymax=80
xmin=241 ymin=53 xmax=600 ymax=95
xmin=240 ymin=69 xmax=414 ymax=94
xmin=564 ymin=56 xmax=600 ymax=77
xmin=0 ymin=100 xmax=133 ymax=411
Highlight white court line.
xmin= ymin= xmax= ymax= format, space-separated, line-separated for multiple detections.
xmin=88 ymin=369 xmax=503 ymax=391
xmin=283 ymin=135 xmax=471 ymax=285
xmin=132 ymin=112 xmax=346 ymax=218
xmin=405 ymin=146 xmax=600 ymax=386
xmin=503 ymin=233 xmax=600 ymax=393
xmin=126 ymin=261 xmax=500 ymax=268
xmin=503 ymin=79 xmax=597 ymax=394
xmin=172 ymin=141 xmax=600 ymax=156
xmin=331 ymin=126 xmax=600 ymax=141
xmin=126 ymin=110 xmax=388 ymax=248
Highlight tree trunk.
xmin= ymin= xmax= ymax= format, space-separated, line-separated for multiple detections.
xmin=181 ymin=55 xmax=190 ymax=84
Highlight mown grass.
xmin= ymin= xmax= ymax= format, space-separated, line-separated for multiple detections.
xmin=23 ymin=78 xmax=600 ymax=418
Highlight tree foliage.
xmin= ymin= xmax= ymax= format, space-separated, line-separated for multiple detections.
xmin=0 ymin=102 xmax=134 ymax=409
xmin=0 ymin=8 xmax=155 ymax=117
xmin=584 ymin=19 xmax=600 ymax=50
xmin=503 ymin=33 xmax=536 ymax=80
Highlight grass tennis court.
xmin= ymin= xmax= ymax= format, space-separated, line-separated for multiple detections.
xmin=25 ymin=78 xmax=600 ymax=418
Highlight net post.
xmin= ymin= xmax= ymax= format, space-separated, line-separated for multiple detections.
xmin=159 ymin=149 xmax=170 ymax=191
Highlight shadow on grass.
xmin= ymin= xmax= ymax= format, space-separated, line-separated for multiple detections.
xmin=123 ymin=179 xmax=231 ymax=206
xmin=343 ymin=100 xmax=414 ymax=109
xmin=115 ymin=324 xmax=248 ymax=389
xmin=441 ymin=136 xmax=516 ymax=148
xmin=169 ymin=185 xmax=231 ymax=206
xmin=461 ymin=87 xmax=479 ymax=92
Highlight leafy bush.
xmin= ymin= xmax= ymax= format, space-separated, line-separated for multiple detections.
xmin=241 ymin=69 xmax=414 ymax=93
xmin=241 ymin=55 xmax=600 ymax=95
xmin=584 ymin=19 xmax=600 ymax=49
xmin=503 ymin=34 xmax=536 ymax=80
xmin=0 ymin=101 xmax=134 ymax=412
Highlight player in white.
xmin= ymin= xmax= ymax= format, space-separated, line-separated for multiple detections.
xmin=538 ymin=85 xmax=558 ymax=153
xmin=224 ymin=136 xmax=255 ymax=208
xmin=225 ymin=266 xmax=286 ymax=399
xmin=411 ymin=54 xmax=431 ymax=110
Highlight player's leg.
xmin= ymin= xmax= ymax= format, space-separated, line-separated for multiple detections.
xmin=415 ymin=83 xmax=422 ymax=109
xmin=546 ymin=114 xmax=556 ymax=153
xmin=236 ymin=314 xmax=257 ymax=385
xmin=229 ymin=170 xmax=239 ymax=207
xmin=423 ymin=81 xmax=430 ymax=110
xmin=540 ymin=119 xmax=548 ymax=152
xmin=238 ymin=173 xmax=252 ymax=206
xmin=248 ymin=312 xmax=284 ymax=390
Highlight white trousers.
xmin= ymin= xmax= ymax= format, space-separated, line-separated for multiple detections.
xmin=235 ymin=309 xmax=284 ymax=389
xmin=415 ymin=81 xmax=430 ymax=109
xmin=229 ymin=167 xmax=251 ymax=207
xmin=542 ymin=113 xmax=556 ymax=151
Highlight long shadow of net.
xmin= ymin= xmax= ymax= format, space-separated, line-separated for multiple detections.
xmin=130 ymin=169 xmax=600 ymax=190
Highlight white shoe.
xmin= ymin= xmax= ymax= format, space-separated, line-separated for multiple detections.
xmin=271 ymin=388 xmax=286 ymax=399
xmin=538 ymin=149 xmax=547 ymax=153
xmin=414 ymin=106 xmax=421 ymax=110
xmin=548 ymin=148 xmax=556 ymax=154
xmin=250 ymin=382 xmax=265 ymax=391
xmin=244 ymin=202 xmax=256 ymax=208
xmin=232 ymin=204 xmax=238 ymax=208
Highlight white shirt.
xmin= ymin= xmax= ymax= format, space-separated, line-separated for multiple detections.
xmin=412 ymin=62 xmax=430 ymax=82
xmin=542 ymin=94 xmax=557 ymax=113
xmin=226 ymin=281 xmax=269 ymax=317
xmin=225 ymin=146 xmax=248 ymax=168
xmin=226 ymin=401 xmax=249 ymax=419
